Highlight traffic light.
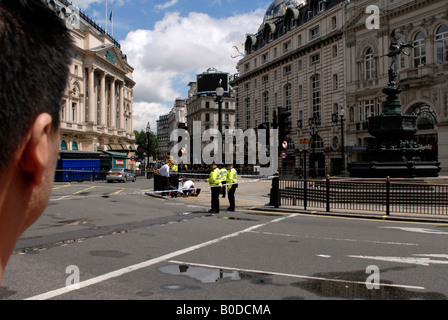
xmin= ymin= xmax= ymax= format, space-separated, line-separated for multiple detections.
xmin=278 ymin=107 xmax=291 ymax=149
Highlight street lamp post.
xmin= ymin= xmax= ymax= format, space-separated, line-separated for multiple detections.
xmin=308 ymin=116 xmax=321 ymax=177
xmin=340 ymin=108 xmax=346 ymax=176
xmin=146 ymin=122 xmax=151 ymax=179
xmin=215 ymin=83 xmax=225 ymax=162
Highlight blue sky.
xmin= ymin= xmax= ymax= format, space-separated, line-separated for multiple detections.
xmin=70 ymin=0 xmax=271 ymax=132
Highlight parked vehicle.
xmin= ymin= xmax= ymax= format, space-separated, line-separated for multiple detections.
xmin=106 ymin=168 xmax=136 ymax=183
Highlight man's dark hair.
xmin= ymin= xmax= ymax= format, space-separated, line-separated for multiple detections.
xmin=0 ymin=0 xmax=74 ymax=172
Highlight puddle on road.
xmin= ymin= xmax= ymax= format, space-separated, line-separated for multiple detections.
xmin=159 ymin=264 xmax=447 ymax=299
xmin=159 ymin=264 xmax=241 ymax=284
xmin=291 ymin=269 xmax=447 ymax=300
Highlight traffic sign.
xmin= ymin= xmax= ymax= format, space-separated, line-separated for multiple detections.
xmin=282 ymin=141 xmax=288 ymax=149
xmin=281 ymin=152 xmax=287 ymax=159
xmin=181 ymin=147 xmax=187 ymax=154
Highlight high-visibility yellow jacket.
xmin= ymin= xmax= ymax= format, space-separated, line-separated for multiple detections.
xmin=227 ymin=168 xmax=238 ymax=190
xmin=220 ymin=168 xmax=228 ymax=181
xmin=207 ymin=168 xmax=222 ymax=187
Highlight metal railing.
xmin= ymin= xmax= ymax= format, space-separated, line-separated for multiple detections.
xmin=277 ymin=177 xmax=448 ymax=216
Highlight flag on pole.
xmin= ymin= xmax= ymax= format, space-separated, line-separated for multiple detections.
xmin=109 ymin=10 xmax=113 ymax=22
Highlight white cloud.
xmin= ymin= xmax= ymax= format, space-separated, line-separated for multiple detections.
xmin=155 ymin=0 xmax=179 ymax=11
xmin=121 ymin=9 xmax=264 ymax=132
xmin=132 ymin=101 xmax=172 ymax=133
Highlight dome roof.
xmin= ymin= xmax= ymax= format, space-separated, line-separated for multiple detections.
xmin=263 ymin=0 xmax=306 ymax=22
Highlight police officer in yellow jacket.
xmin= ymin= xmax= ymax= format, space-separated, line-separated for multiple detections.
xmin=220 ymin=166 xmax=228 ymax=198
xmin=226 ymin=164 xmax=238 ymax=212
xmin=207 ymin=163 xmax=221 ymax=213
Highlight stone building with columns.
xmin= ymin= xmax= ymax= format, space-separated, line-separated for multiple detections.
xmin=47 ymin=0 xmax=136 ymax=168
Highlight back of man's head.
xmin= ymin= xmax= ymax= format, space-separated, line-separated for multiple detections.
xmin=0 ymin=0 xmax=74 ymax=173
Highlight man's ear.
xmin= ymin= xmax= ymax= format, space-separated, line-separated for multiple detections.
xmin=20 ymin=113 xmax=54 ymax=186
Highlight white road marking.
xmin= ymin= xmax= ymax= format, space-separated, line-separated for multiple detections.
xmin=379 ymin=227 xmax=448 ymax=235
xmin=250 ymin=231 xmax=419 ymax=246
xmin=25 ymin=215 xmax=295 ymax=300
xmin=348 ymin=254 xmax=448 ymax=266
xmin=166 ymin=260 xmax=425 ymax=291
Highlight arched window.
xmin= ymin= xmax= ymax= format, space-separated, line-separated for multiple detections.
xmin=311 ymin=75 xmax=321 ymax=120
xmin=61 ymin=140 xmax=67 ymax=150
xmin=364 ymin=48 xmax=375 ymax=80
xmin=413 ymin=31 xmax=426 ymax=67
xmin=436 ymin=24 xmax=448 ymax=63
xmin=72 ymin=141 xmax=78 ymax=151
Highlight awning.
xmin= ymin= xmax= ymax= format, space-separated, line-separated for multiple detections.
xmin=107 ymin=144 xmax=125 ymax=151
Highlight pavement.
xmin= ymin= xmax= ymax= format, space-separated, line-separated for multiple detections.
xmin=153 ymin=176 xmax=448 ymax=225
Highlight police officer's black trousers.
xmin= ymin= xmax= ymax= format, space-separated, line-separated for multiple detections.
xmin=211 ymin=186 xmax=220 ymax=212
xmin=227 ymin=185 xmax=237 ymax=211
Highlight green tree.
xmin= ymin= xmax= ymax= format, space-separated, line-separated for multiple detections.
xmin=134 ymin=130 xmax=158 ymax=160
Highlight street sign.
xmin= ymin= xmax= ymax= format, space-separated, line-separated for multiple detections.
xmin=282 ymin=141 xmax=288 ymax=149
xmin=281 ymin=152 xmax=287 ymax=159
xmin=300 ymin=139 xmax=310 ymax=145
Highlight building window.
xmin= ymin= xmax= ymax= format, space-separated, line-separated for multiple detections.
xmin=61 ymin=140 xmax=67 ymax=150
xmin=262 ymin=53 xmax=269 ymax=63
xmin=263 ymin=91 xmax=270 ymax=123
xmin=311 ymin=53 xmax=320 ymax=65
xmin=413 ymin=31 xmax=426 ymax=68
xmin=284 ymin=65 xmax=292 ymax=75
xmin=283 ymin=41 xmax=292 ymax=53
xmin=331 ymin=16 xmax=337 ymax=29
xmin=72 ymin=141 xmax=78 ymax=151
xmin=364 ymin=48 xmax=375 ymax=80
xmin=332 ymin=45 xmax=338 ymax=58
xmin=61 ymin=101 xmax=66 ymax=121
xmin=72 ymin=103 xmax=77 ymax=122
xmin=285 ymin=84 xmax=292 ymax=111
xmin=310 ymin=26 xmax=320 ymax=40
xmin=436 ymin=24 xmax=448 ymax=64
xmin=364 ymin=100 xmax=375 ymax=121
xmin=333 ymin=74 xmax=338 ymax=90
xmin=311 ymin=75 xmax=321 ymax=120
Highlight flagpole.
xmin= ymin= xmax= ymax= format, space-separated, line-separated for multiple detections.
xmin=105 ymin=0 xmax=108 ymax=33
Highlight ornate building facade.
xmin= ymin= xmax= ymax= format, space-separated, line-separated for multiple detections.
xmin=232 ymin=0 xmax=448 ymax=175
xmin=344 ymin=0 xmax=448 ymax=174
xmin=47 ymin=0 xmax=136 ymax=162
xmin=231 ymin=0 xmax=346 ymax=174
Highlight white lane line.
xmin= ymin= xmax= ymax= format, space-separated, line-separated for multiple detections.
xmin=166 ymin=260 xmax=425 ymax=291
xmin=249 ymin=231 xmax=419 ymax=246
xmin=25 ymin=215 xmax=295 ymax=300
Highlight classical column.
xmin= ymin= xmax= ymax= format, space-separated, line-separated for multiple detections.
xmin=118 ymin=83 xmax=124 ymax=131
xmin=88 ymin=67 xmax=95 ymax=124
xmin=110 ymin=78 xmax=116 ymax=128
xmin=99 ymin=72 xmax=106 ymax=127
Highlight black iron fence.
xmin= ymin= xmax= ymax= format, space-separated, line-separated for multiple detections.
xmin=277 ymin=177 xmax=448 ymax=216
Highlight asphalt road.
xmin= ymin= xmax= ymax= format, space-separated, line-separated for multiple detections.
xmin=1 ymin=177 xmax=448 ymax=304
